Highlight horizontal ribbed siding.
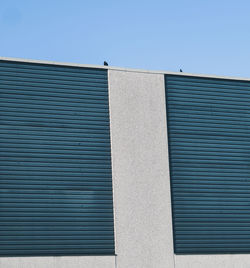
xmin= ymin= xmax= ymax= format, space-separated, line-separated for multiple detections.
xmin=0 ymin=60 xmax=114 ymax=256
xmin=165 ymin=74 xmax=250 ymax=254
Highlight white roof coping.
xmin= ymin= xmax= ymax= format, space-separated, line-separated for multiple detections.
xmin=0 ymin=56 xmax=249 ymax=82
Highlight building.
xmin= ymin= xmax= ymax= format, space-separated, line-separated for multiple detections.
xmin=0 ymin=57 xmax=250 ymax=268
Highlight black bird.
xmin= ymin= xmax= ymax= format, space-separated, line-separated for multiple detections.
xmin=104 ymin=61 xmax=108 ymax=66
xmin=180 ymin=69 xmax=183 ymax=72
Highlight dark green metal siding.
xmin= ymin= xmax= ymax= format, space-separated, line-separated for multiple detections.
xmin=0 ymin=60 xmax=114 ymax=256
xmin=166 ymin=74 xmax=250 ymax=254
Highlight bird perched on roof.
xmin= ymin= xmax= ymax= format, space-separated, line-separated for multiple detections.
xmin=180 ymin=69 xmax=183 ymax=72
xmin=104 ymin=61 xmax=108 ymax=66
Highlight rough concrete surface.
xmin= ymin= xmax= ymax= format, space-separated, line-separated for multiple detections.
xmin=109 ymin=70 xmax=174 ymax=268
xmin=0 ymin=256 xmax=115 ymax=268
xmin=175 ymin=254 xmax=250 ymax=268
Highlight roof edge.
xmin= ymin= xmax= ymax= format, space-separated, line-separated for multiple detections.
xmin=0 ymin=56 xmax=249 ymax=82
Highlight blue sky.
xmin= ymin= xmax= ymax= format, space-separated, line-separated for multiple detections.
xmin=1 ymin=0 xmax=250 ymax=77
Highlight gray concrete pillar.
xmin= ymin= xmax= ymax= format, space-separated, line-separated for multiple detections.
xmin=109 ymin=69 xmax=174 ymax=268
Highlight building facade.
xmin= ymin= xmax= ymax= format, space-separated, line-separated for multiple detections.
xmin=0 ymin=57 xmax=250 ymax=267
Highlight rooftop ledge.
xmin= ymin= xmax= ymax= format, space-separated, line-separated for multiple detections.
xmin=0 ymin=56 xmax=249 ymax=82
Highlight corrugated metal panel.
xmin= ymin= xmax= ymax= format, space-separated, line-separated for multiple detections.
xmin=0 ymin=60 xmax=114 ymax=256
xmin=165 ymin=74 xmax=250 ymax=254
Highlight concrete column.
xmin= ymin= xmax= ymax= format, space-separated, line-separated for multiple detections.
xmin=109 ymin=69 xmax=174 ymax=268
